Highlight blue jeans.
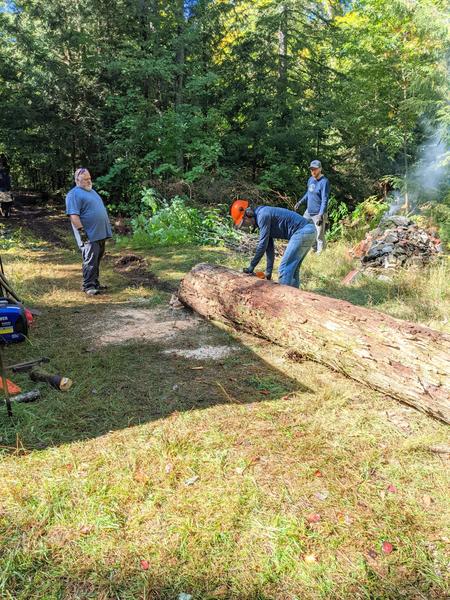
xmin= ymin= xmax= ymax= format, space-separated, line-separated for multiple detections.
xmin=304 ymin=210 xmax=327 ymax=253
xmin=278 ymin=224 xmax=315 ymax=288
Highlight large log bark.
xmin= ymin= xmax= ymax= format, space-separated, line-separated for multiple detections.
xmin=178 ymin=263 xmax=450 ymax=424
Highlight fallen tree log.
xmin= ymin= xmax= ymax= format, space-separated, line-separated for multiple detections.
xmin=178 ymin=263 xmax=450 ymax=424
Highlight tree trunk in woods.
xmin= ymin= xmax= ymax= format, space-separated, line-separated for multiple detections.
xmin=178 ymin=264 xmax=450 ymax=424
xmin=277 ymin=3 xmax=288 ymax=124
xmin=175 ymin=0 xmax=185 ymax=171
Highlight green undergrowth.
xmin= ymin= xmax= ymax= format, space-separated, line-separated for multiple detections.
xmin=116 ymin=190 xmax=241 ymax=250
xmin=0 ymin=226 xmax=448 ymax=599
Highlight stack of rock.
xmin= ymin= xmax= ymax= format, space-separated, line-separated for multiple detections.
xmin=351 ymin=216 xmax=443 ymax=270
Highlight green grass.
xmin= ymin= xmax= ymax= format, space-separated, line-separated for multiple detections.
xmin=0 ymin=229 xmax=448 ymax=599
xmin=302 ymin=243 xmax=450 ymax=332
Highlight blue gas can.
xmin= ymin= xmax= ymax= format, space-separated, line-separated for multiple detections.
xmin=0 ymin=299 xmax=28 ymax=343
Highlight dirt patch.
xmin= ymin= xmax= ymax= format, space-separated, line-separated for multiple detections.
xmin=113 ymin=254 xmax=176 ymax=292
xmin=7 ymin=199 xmax=69 ymax=247
xmin=87 ymin=306 xmax=202 ymax=349
xmin=163 ymin=345 xmax=237 ymax=360
xmin=115 ymin=254 xmax=144 ymax=268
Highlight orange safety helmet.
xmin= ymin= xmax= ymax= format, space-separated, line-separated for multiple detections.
xmin=230 ymin=199 xmax=249 ymax=227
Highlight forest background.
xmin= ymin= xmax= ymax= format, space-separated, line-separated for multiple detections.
xmin=0 ymin=4 xmax=450 ymax=598
xmin=0 ymin=0 xmax=449 ymax=233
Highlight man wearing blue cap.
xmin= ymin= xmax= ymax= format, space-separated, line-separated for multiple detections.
xmin=294 ymin=160 xmax=330 ymax=253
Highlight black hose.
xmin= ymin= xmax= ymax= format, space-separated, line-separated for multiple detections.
xmin=0 ymin=271 xmax=22 ymax=303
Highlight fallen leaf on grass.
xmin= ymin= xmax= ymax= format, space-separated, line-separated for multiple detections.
xmin=387 ymin=484 xmax=397 ymax=493
xmin=307 ymin=513 xmax=321 ymax=524
xmin=367 ymin=548 xmax=378 ymax=559
xmin=382 ymin=541 xmax=394 ymax=554
xmin=259 ymin=390 xmax=270 ymax=395
xmin=140 ymin=559 xmax=150 ymax=570
xmin=314 ymin=469 xmax=323 ymax=477
xmin=134 ymin=469 xmax=149 ymax=484
xmin=210 ymin=585 xmax=228 ymax=598
xmin=80 ymin=525 xmax=93 ymax=535
xmin=422 ymin=494 xmax=433 ymax=507
xmin=184 ymin=475 xmax=199 ymax=486
xmin=315 ymin=490 xmax=329 ymax=501
xmin=303 ymin=554 xmax=317 ymax=563
xmin=165 ymin=463 xmax=173 ymax=474
xmin=336 ymin=512 xmax=353 ymax=525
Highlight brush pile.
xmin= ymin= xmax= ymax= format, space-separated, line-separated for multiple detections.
xmin=225 ymin=231 xmax=288 ymax=256
xmin=351 ymin=216 xmax=443 ymax=270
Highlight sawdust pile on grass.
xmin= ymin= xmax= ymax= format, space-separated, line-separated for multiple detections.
xmin=87 ymin=307 xmax=202 ymax=348
xmin=163 ymin=345 xmax=236 ymax=360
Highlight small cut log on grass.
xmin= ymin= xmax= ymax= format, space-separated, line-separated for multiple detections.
xmin=178 ymin=263 xmax=450 ymax=424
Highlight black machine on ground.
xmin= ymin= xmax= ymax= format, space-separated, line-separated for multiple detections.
xmin=0 ymin=255 xmax=32 ymax=344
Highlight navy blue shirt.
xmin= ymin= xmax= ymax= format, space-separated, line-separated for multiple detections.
xmin=250 ymin=206 xmax=310 ymax=271
xmin=299 ymin=175 xmax=330 ymax=215
xmin=66 ymin=186 xmax=112 ymax=242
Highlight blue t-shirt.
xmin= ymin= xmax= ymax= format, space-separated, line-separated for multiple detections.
xmin=65 ymin=186 xmax=112 ymax=242
xmin=299 ymin=175 xmax=330 ymax=216
xmin=250 ymin=206 xmax=310 ymax=271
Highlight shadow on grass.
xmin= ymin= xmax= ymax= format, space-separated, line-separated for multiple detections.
xmin=0 ymin=300 xmax=310 ymax=450
xmin=2 ymin=548 xmax=439 ymax=600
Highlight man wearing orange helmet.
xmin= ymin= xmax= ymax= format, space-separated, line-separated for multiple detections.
xmin=230 ymin=200 xmax=315 ymax=288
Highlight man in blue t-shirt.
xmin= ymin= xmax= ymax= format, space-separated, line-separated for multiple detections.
xmin=295 ymin=160 xmax=330 ymax=253
xmin=230 ymin=200 xmax=315 ymax=288
xmin=65 ymin=168 xmax=112 ymax=296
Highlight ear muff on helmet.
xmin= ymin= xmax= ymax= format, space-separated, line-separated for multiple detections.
xmin=230 ymin=199 xmax=250 ymax=227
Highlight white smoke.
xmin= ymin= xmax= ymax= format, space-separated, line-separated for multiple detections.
xmin=387 ymin=190 xmax=405 ymax=216
xmin=387 ymin=124 xmax=449 ymax=215
xmin=408 ymin=126 xmax=449 ymax=203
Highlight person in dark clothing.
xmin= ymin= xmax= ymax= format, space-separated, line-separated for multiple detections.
xmin=230 ymin=200 xmax=315 ymax=288
xmin=65 ymin=168 xmax=112 ymax=296
xmin=295 ymin=159 xmax=330 ymax=253
xmin=0 ymin=155 xmax=13 ymax=218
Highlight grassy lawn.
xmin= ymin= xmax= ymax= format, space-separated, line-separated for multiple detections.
xmin=0 ymin=219 xmax=449 ymax=599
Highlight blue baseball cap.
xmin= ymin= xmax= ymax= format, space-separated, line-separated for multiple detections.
xmin=309 ymin=160 xmax=322 ymax=169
